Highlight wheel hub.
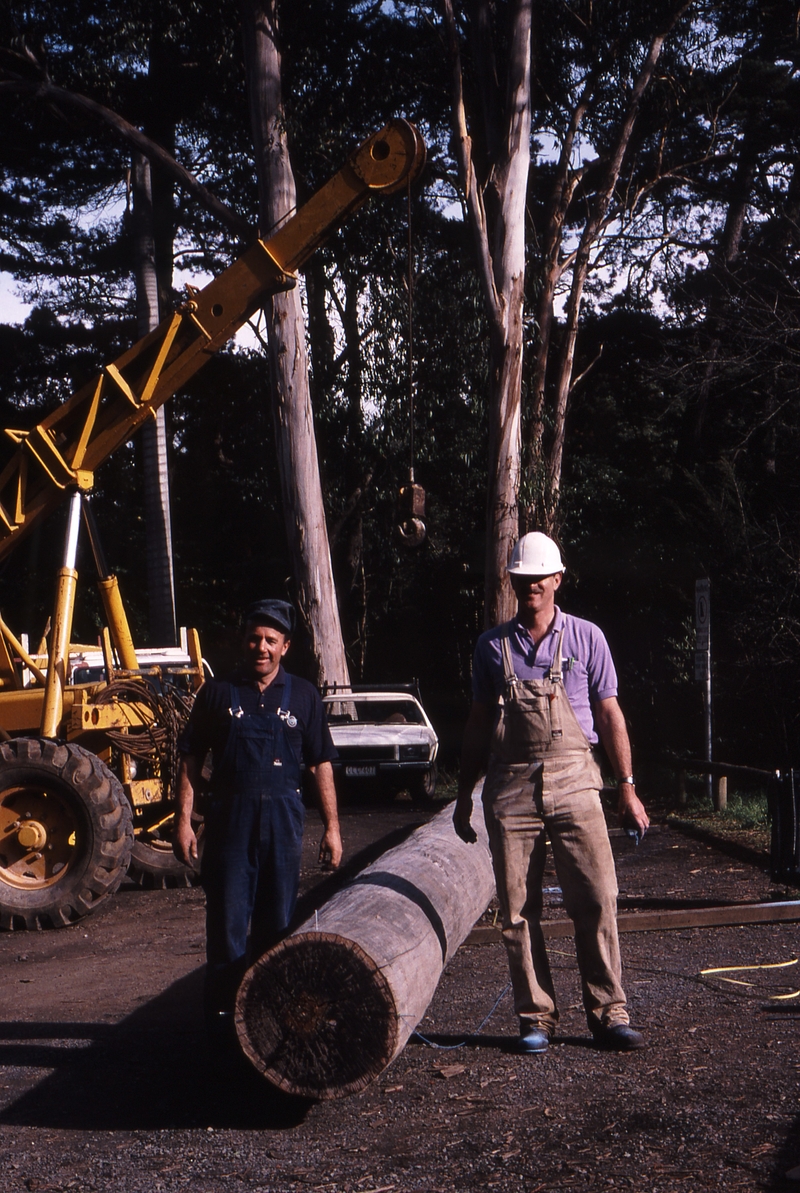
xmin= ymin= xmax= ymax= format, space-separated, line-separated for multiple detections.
xmin=0 ymin=784 xmax=78 ymax=889
xmin=16 ymin=819 xmax=47 ymax=851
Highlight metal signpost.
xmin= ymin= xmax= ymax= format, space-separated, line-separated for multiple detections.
xmin=695 ymin=579 xmax=712 ymax=802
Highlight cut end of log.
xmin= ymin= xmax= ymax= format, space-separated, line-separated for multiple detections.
xmin=235 ymin=931 xmax=399 ymax=1100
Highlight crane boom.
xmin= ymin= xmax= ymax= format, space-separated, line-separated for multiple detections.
xmin=0 ymin=119 xmax=425 ymax=561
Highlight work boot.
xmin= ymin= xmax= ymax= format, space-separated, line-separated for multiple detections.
xmin=591 ymin=1023 xmax=645 ymax=1051
xmin=517 ymin=1022 xmax=550 ymax=1054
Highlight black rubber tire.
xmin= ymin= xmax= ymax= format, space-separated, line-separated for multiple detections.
xmin=410 ymin=763 xmax=438 ymax=805
xmin=0 ymin=739 xmax=133 ymax=930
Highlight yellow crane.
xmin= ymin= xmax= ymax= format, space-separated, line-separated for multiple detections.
xmin=0 ymin=120 xmax=425 ymax=929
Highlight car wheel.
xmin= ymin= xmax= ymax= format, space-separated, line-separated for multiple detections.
xmin=410 ymin=763 xmax=438 ymax=805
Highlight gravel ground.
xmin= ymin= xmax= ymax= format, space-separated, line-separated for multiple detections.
xmin=1 ymin=801 xmax=800 ymax=1192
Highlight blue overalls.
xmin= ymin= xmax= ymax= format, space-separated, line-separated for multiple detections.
xmin=200 ymin=677 xmax=306 ymax=1016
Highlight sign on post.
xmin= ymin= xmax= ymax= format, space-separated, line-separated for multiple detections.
xmin=695 ymin=578 xmax=712 ymax=799
xmin=695 ymin=579 xmax=710 ymax=682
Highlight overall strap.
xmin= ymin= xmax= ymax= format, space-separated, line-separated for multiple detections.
xmin=499 ymin=621 xmax=518 ymax=688
xmin=276 ymin=674 xmax=293 ymax=720
xmin=275 ymin=674 xmax=300 ymax=730
xmin=547 ymin=629 xmax=566 ymax=740
xmin=228 ymin=684 xmax=244 ymax=717
xmin=548 ymin=628 xmax=566 ymax=684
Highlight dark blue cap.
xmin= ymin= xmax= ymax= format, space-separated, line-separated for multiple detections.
xmin=242 ymin=599 xmax=296 ymax=636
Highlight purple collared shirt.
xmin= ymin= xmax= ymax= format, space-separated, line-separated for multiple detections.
xmin=471 ymin=607 xmax=618 ymax=744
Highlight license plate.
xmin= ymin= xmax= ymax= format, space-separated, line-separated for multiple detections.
xmin=345 ymin=765 xmax=377 ymax=778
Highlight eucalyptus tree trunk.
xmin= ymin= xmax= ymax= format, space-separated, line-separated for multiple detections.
xmin=131 ymin=152 xmax=177 ymax=645
xmin=674 ymin=126 xmax=760 ymax=471
xmin=241 ymin=0 xmax=350 ymax=688
xmin=443 ymin=0 xmax=532 ymax=628
xmin=541 ymin=4 xmax=692 ymax=528
xmin=526 ymin=2 xmax=693 ymax=532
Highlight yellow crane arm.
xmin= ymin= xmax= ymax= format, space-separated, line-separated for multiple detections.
xmin=0 ymin=119 xmax=425 ymax=562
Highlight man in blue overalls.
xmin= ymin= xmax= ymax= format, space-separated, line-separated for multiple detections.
xmin=174 ymin=600 xmax=342 ymax=1036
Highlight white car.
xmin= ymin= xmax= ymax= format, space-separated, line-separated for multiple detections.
xmin=322 ymin=684 xmax=438 ymax=801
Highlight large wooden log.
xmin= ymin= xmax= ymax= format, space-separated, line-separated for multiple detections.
xmin=235 ymin=793 xmax=495 ymax=1100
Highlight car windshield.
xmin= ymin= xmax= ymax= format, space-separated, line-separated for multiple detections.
xmin=71 ymin=666 xmax=107 ymax=685
xmin=324 ymin=698 xmax=424 ymax=726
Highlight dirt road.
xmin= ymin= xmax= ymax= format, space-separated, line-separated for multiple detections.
xmin=2 ymin=800 xmax=800 ymax=1192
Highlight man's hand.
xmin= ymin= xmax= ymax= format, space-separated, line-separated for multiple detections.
xmin=617 ymin=785 xmax=649 ymax=837
xmin=319 ymin=824 xmax=343 ymax=869
xmin=453 ymin=794 xmax=478 ymax=844
xmin=173 ymin=817 xmax=199 ymax=868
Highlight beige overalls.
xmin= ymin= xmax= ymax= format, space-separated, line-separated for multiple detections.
xmin=482 ymin=623 xmax=629 ymax=1036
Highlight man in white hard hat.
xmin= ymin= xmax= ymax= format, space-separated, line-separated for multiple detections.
xmin=454 ymin=532 xmax=649 ymax=1054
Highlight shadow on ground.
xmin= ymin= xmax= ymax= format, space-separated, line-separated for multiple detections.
xmin=768 ymin=1110 xmax=800 ymax=1191
xmin=0 ymin=816 xmax=443 ymax=1130
xmin=0 ymin=818 xmax=438 ymax=1136
xmin=0 ymin=970 xmax=313 ymax=1131
xmin=409 ymin=1031 xmax=597 ymax=1052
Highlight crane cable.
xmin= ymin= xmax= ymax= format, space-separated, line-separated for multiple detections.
xmin=397 ymin=176 xmax=426 ymax=547
xmin=407 ymin=178 xmax=415 ymax=482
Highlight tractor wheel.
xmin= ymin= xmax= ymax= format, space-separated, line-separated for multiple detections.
xmin=127 ymin=812 xmax=202 ymax=890
xmin=0 ymin=738 xmax=133 ymax=930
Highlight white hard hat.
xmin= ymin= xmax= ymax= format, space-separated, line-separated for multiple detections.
xmin=507 ymin=532 xmax=565 ymax=576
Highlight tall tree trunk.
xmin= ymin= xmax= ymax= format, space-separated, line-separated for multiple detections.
xmin=528 ymin=72 xmax=596 ymax=509
xmin=341 ymin=272 xmax=370 ymax=674
xmin=241 ymin=0 xmax=350 ymax=687
xmin=131 ymin=151 xmax=177 ymax=645
xmin=542 ymin=6 xmax=691 ymax=526
xmin=675 ymin=126 xmax=760 ymax=470
xmin=443 ymin=0 xmax=532 ymax=629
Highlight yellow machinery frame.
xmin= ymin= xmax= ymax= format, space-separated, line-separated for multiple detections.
xmin=0 ymin=121 xmax=424 ymax=921
xmin=0 ymin=119 xmax=425 ymax=736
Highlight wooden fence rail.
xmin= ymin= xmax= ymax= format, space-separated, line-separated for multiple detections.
xmin=677 ymin=758 xmax=780 ymax=812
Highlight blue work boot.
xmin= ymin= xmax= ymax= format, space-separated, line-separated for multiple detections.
xmin=517 ymin=1021 xmax=550 ymax=1054
xmin=591 ymin=1023 xmax=645 ymax=1051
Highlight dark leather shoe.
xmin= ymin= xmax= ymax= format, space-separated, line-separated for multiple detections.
xmin=592 ymin=1023 xmax=645 ymax=1051
xmin=517 ymin=1024 xmax=550 ymax=1054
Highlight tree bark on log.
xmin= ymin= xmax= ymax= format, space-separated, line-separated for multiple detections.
xmin=235 ymin=794 xmax=495 ymax=1100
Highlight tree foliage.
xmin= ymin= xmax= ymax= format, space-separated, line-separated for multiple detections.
xmin=0 ymin=0 xmax=799 ymax=770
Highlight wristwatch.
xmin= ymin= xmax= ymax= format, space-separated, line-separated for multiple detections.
xmin=617 ymin=776 xmax=635 ymax=786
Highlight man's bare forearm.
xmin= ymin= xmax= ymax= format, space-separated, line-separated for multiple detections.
xmin=308 ymin=760 xmax=338 ymax=829
xmin=177 ymin=755 xmax=202 ymax=821
xmin=593 ymin=697 xmax=633 ymax=780
xmin=453 ymin=702 xmax=493 ymax=843
xmin=173 ymin=755 xmax=202 ymax=866
xmin=594 ymin=696 xmax=649 ymax=835
xmin=308 ymin=760 xmax=342 ymax=868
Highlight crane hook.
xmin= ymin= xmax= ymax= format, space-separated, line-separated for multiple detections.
xmin=397 ymin=517 xmax=426 ymax=546
xmin=397 ymin=477 xmax=427 ymax=547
